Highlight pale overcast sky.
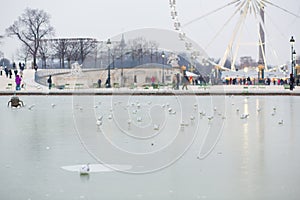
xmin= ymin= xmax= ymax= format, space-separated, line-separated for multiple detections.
xmin=0 ymin=0 xmax=299 ymax=65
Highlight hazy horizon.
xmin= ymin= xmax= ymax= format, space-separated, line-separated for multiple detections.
xmin=0 ymin=0 xmax=299 ymax=66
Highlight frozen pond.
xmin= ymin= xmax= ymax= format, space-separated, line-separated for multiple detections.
xmin=0 ymin=95 xmax=300 ymax=199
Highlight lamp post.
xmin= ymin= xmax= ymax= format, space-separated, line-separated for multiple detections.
xmin=161 ymin=51 xmax=165 ymax=84
xmin=293 ymin=50 xmax=296 ymax=75
xmin=290 ymin=36 xmax=295 ymax=75
xmin=106 ymin=39 xmax=111 ymax=88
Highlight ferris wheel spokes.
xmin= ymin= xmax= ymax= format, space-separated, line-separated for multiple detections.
xmin=219 ymin=1 xmax=251 ymax=70
xmin=183 ymin=0 xmax=240 ymax=27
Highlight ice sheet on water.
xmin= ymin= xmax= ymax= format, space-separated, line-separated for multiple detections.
xmin=61 ymin=164 xmax=132 ymax=172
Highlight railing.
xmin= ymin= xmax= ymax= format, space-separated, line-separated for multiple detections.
xmin=34 ymin=68 xmax=101 ymax=86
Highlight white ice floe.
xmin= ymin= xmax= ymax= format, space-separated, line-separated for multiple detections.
xmin=61 ymin=164 xmax=132 ymax=173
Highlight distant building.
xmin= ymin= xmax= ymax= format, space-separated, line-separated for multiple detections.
xmin=296 ymin=56 xmax=300 ymax=65
xmin=240 ymin=56 xmax=256 ymax=69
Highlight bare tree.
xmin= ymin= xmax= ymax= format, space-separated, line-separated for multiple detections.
xmin=16 ymin=44 xmax=31 ymax=65
xmin=6 ymin=8 xmax=54 ymax=68
xmin=78 ymin=38 xmax=97 ymax=64
xmin=65 ymin=40 xmax=79 ymax=68
xmin=52 ymin=39 xmax=68 ymax=68
xmin=127 ymin=37 xmax=158 ymax=65
xmin=38 ymin=40 xmax=53 ymax=68
xmin=148 ymin=40 xmax=159 ymax=63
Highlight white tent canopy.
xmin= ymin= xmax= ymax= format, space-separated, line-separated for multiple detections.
xmin=185 ymin=71 xmax=199 ymax=77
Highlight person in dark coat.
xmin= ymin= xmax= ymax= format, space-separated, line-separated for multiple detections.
xmin=9 ymin=69 xmax=12 ymax=79
xmin=289 ymin=73 xmax=295 ymax=91
xmin=97 ymin=79 xmax=102 ymax=88
xmin=47 ymin=75 xmax=52 ymax=89
xmin=176 ymin=73 xmax=180 ymax=90
xmin=4 ymin=66 xmax=8 ymax=78
xmin=182 ymin=75 xmax=189 ymax=90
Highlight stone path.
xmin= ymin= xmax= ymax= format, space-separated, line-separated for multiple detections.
xmin=1 ymin=69 xmax=299 ymax=95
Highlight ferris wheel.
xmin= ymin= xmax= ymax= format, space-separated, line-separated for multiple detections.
xmin=168 ymin=0 xmax=300 ymax=73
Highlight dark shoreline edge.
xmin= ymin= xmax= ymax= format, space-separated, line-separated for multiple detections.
xmin=0 ymin=91 xmax=299 ymax=96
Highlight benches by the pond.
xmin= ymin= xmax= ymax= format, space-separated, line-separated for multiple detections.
xmin=6 ymin=83 xmax=13 ymax=90
xmin=283 ymin=84 xmax=290 ymax=89
xmin=75 ymin=83 xmax=84 ymax=89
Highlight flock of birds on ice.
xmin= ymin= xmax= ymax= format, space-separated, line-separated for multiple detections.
xmin=10 ymin=96 xmax=285 ymax=129
xmin=7 ymin=95 xmax=286 ymax=175
xmin=92 ymin=96 xmax=285 ymax=133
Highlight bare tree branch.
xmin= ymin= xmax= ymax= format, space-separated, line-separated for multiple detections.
xmin=6 ymin=8 xmax=55 ymax=67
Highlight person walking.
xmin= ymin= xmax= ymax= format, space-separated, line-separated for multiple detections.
xmin=47 ymin=75 xmax=52 ymax=89
xmin=176 ymin=73 xmax=180 ymax=90
xmin=15 ymin=74 xmax=22 ymax=90
xmin=4 ymin=66 xmax=8 ymax=78
xmin=172 ymin=74 xmax=176 ymax=89
xmin=97 ymin=78 xmax=102 ymax=88
xmin=9 ymin=69 xmax=12 ymax=79
xmin=182 ymin=75 xmax=189 ymax=90
xmin=289 ymin=73 xmax=295 ymax=91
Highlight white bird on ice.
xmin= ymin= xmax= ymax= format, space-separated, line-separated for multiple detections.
xmin=98 ymin=116 xmax=103 ymax=121
xmin=207 ymin=116 xmax=214 ymax=121
xmin=80 ymin=163 xmax=90 ymax=175
xmin=240 ymin=113 xmax=249 ymax=119
xmin=137 ymin=117 xmax=142 ymax=122
xmin=96 ymin=119 xmax=102 ymax=126
xmin=153 ymin=124 xmax=160 ymax=130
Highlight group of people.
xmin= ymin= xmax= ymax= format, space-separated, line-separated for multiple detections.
xmin=223 ymin=76 xmax=300 ymax=87
xmin=171 ymin=72 xmax=208 ymax=90
xmin=0 ymin=62 xmax=26 ymax=91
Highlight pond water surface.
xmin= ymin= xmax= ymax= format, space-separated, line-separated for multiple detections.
xmin=1 ymin=95 xmax=299 ymax=200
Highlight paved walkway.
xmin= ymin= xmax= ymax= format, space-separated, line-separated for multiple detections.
xmin=0 ymin=69 xmax=48 ymax=93
xmin=1 ymin=69 xmax=300 ymax=95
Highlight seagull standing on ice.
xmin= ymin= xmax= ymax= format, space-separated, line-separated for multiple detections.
xmin=80 ymin=163 xmax=90 ymax=175
xmin=153 ymin=124 xmax=160 ymax=131
xmin=96 ymin=119 xmax=102 ymax=127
